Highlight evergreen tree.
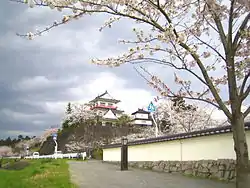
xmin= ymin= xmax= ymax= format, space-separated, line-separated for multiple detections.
xmin=18 ymin=135 xmax=23 ymax=141
xmin=66 ymin=102 xmax=72 ymax=115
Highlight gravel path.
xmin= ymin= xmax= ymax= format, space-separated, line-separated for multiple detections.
xmin=68 ymin=160 xmax=234 ymax=188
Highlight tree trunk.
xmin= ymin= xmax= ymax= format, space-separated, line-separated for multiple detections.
xmin=231 ymin=112 xmax=250 ymax=188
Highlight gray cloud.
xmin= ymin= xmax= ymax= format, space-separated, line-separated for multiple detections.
xmin=0 ymin=1 xmax=151 ymax=139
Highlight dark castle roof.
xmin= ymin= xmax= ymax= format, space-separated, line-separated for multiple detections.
xmin=131 ymin=108 xmax=150 ymax=115
xmin=102 ymin=121 xmax=250 ymax=149
xmin=90 ymin=90 xmax=121 ymax=103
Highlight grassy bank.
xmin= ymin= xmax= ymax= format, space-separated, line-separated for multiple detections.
xmin=0 ymin=159 xmax=76 ymax=188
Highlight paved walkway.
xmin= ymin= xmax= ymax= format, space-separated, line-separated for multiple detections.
xmin=68 ymin=160 xmax=234 ymax=188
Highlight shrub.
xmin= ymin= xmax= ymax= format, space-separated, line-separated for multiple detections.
xmin=92 ymin=148 xmax=103 ymax=160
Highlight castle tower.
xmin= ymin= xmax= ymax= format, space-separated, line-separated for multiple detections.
xmin=88 ymin=90 xmax=124 ymax=126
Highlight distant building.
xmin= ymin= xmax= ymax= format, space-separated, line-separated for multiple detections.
xmin=131 ymin=108 xmax=153 ymax=126
xmin=88 ymin=90 xmax=124 ymax=126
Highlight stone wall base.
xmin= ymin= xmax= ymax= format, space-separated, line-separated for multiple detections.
xmin=103 ymin=160 xmax=243 ymax=182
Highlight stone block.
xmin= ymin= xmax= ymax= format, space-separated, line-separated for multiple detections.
xmin=152 ymin=165 xmax=163 ymax=172
xmin=223 ymin=170 xmax=231 ymax=181
xmin=184 ymin=169 xmax=193 ymax=176
xmin=158 ymin=162 xmax=165 ymax=171
xmin=144 ymin=162 xmax=153 ymax=169
xmin=209 ymin=166 xmax=219 ymax=174
xmin=170 ymin=166 xmax=178 ymax=172
xmin=229 ymin=170 xmax=235 ymax=180
xmin=200 ymin=167 xmax=209 ymax=173
xmin=138 ymin=163 xmax=144 ymax=168
xmin=219 ymin=164 xmax=226 ymax=171
xmin=216 ymin=171 xmax=225 ymax=179
xmin=125 ymin=160 xmax=238 ymax=183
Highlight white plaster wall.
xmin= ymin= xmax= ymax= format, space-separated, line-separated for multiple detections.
xmin=132 ymin=120 xmax=152 ymax=126
xmin=103 ymin=131 xmax=250 ymax=161
xmin=135 ymin=114 xmax=148 ymax=119
xmin=103 ymin=147 xmax=121 ymax=161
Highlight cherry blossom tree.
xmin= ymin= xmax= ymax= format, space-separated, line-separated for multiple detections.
xmin=155 ymin=99 xmax=221 ymax=134
xmin=62 ymin=102 xmax=97 ymax=125
xmin=0 ymin=146 xmax=13 ymax=157
xmin=12 ymin=0 xmax=250 ymax=187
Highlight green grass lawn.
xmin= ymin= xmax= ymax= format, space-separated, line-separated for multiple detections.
xmin=0 ymin=159 xmax=77 ymax=188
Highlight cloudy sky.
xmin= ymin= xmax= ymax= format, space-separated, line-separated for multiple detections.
xmin=1 ymin=1 xmax=247 ymax=139
xmin=0 ymin=1 xmax=160 ymax=138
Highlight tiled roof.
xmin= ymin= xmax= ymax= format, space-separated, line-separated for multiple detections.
xmin=90 ymin=90 xmax=121 ymax=103
xmin=102 ymin=121 xmax=250 ymax=149
xmin=131 ymin=108 xmax=150 ymax=115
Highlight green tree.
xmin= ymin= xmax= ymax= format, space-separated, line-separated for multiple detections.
xmin=24 ymin=136 xmax=31 ymax=140
xmin=17 ymin=135 xmax=23 ymax=141
xmin=66 ymin=102 xmax=72 ymax=115
xmin=116 ymin=115 xmax=132 ymax=126
xmin=5 ymin=137 xmax=12 ymax=146
xmin=62 ymin=102 xmax=74 ymax=129
xmin=62 ymin=119 xmax=70 ymax=129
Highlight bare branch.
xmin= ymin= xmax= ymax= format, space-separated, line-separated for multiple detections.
xmin=228 ymin=0 xmax=235 ymax=46
xmin=240 ymin=71 xmax=250 ymax=100
xmin=241 ymin=84 xmax=250 ymax=102
xmin=243 ymin=106 xmax=250 ymax=118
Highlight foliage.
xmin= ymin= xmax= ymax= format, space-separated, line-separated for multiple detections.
xmin=92 ymin=148 xmax=103 ymax=160
xmin=0 ymin=159 xmax=76 ymax=188
xmin=116 ymin=114 xmax=132 ymax=126
xmin=0 ymin=135 xmax=33 ymax=148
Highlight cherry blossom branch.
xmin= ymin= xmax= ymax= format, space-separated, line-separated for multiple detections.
xmin=181 ymin=23 xmax=226 ymax=62
xmin=130 ymin=57 xmax=208 ymax=86
xmin=135 ymin=66 xmax=220 ymax=109
xmin=11 ymin=1 xmax=146 ymax=37
xmin=233 ymin=12 xmax=250 ymax=49
xmin=153 ymin=2 xmax=232 ymax=118
xmin=206 ymin=3 xmax=228 ymax=51
xmin=179 ymin=42 xmax=232 ymax=119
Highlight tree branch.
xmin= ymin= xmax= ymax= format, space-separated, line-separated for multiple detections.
xmin=136 ymin=66 xmax=220 ymax=109
xmin=241 ymin=84 xmax=250 ymax=102
xmin=188 ymin=30 xmax=226 ymax=62
xmin=129 ymin=57 xmax=208 ymax=86
xmin=206 ymin=3 xmax=228 ymax=52
xmin=239 ymin=71 xmax=250 ymax=100
xmin=243 ymin=106 xmax=250 ymax=118
xmin=227 ymin=0 xmax=235 ymax=47
xmin=233 ymin=12 xmax=250 ymax=49
xmin=179 ymin=42 xmax=232 ymax=119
